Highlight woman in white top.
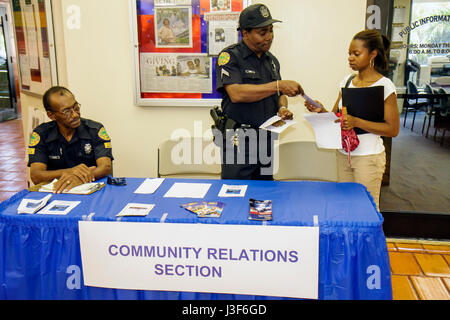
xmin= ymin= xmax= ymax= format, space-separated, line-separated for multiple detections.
xmin=305 ymin=30 xmax=400 ymax=210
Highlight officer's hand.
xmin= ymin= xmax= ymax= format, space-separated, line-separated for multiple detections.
xmin=278 ymin=107 xmax=294 ymax=120
xmin=68 ymin=164 xmax=95 ymax=183
xmin=279 ymin=80 xmax=304 ymax=97
xmin=53 ymin=173 xmax=83 ymax=194
xmin=304 ymin=100 xmax=325 ymax=113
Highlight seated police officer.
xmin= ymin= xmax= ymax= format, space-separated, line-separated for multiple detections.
xmin=215 ymin=3 xmax=304 ymax=180
xmin=28 ymin=86 xmax=113 ymax=193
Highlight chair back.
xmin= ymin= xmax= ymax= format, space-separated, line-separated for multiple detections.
xmin=438 ymin=88 xmax=449 ymax=117
xmin=157 ymin=137 xmax=221 ymax=179
xmin=273 ymin=141 xmax=337 ymax=181
xmin=407 ymin=80 xmax=419 ymax=94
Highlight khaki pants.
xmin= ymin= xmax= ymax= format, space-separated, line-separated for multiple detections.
xmin=336 ymin=150 xmax=386 ymax=211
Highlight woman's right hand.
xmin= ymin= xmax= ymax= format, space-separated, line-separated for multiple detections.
xmin=304 ymin=100 xmax=325 ymax=113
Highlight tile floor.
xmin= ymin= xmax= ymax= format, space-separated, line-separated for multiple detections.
xmin=387 ymin=239 xmax=450 ymax=300
xmin=0 ymin=119 xmax=449 ymax=300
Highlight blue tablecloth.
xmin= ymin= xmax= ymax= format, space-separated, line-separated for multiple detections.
xmin=0 ymin=178 xmax=392 ymax=300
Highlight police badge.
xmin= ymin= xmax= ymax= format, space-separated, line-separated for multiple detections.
xmin=84 ymin=143 xmax=92 ymax=155
xmin=260 ymin=5 xmax=270 ymax=18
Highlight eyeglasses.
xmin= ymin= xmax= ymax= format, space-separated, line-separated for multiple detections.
xmin=55 ymin=102 xmax=81 ymax=118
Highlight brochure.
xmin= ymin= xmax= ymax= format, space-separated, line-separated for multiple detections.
xmin=259 ymin=116 xmax=297 ymax=134
xmin=181 ymin=201 xmax=225 ymax=218
xmin=38 ymin=200 xmax=81 ymax=216
xmin=116 ymin=203 xmax=155 ymax=217
xmin=218 ymin=184 xmax=248 ymax=197
xmin=17 ymin=194 xmax=52 ymax=214
xmin=248 ymin=199 xmax=273 ymax=221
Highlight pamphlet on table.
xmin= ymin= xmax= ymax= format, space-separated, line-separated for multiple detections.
xmin=218 ymin=184 xmax=248 ymax=197
xmin=248 ymin=199 xmax=273 ymax=221
xmin=116 ymin=203 xmax=155 ymax=217
xmin=17 ymin=194 xmax=52 ymax=214
xmin=37 ymin=200 xmax=81 ymax=215
xmin=181 ymin=201 xmax=225 ymax=218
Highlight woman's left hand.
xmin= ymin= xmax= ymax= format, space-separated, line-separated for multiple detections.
xmin=335 ymin=114 xmax=357 ymax=131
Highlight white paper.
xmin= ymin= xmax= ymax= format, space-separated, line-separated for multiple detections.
xmin=304 ymin=113 xmax=342 ymax=149
xmin=259 ymin=116 xmax=297 ymax=134
xmin=38 ymin=200 xmax=80 ymax=215
xmin=17 ymin=194 xmax=52 ymax=214
xmin=134 ymin=178 xmax=165 ymax=194
xmin=116 ymin=203 xmax=155 ymax=217
xmin=218 ymin=184 xmax=248 ymax=197
xmin=163 ymin=182 xmax=211 ymax=198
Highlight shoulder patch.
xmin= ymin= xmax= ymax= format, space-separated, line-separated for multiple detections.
xmin=218 ymin=52 xmax=231 ymax=66
xmin=98 ymin=127 xmax=111 ymax=141
xmin=29 ymin=132 xmax=40 ymax=147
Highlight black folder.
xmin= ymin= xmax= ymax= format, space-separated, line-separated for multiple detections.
xmin=341 ymin=86 xmax=384 ymax=135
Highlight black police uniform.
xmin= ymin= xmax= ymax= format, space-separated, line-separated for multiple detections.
xmin=215 ymin=40 xmax=281 ymax=180
xmin=27 ymin=118 xmax=114 ymax=170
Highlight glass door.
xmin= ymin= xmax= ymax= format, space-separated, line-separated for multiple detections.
xmin=0 ymin=5 xmax=17 ymax=122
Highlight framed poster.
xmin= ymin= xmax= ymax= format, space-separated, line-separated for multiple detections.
xmin=11 ymin=0 xmax=57 ymax=96
xmin=130 ymin=0 xmax=251 ymax=107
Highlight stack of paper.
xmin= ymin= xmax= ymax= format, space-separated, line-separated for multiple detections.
xmin=17 ymin=194 xmax=52 ymax=214
xmin=303 ymin=113 xmax=341 ymax=149
xmin=39 ymin=179 xmax=105 ymax=194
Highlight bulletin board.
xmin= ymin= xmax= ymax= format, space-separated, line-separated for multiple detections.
xmin=130 ymin=0 xmax=251 ymax=107
xmin=11 ymin=0 xmax=58 ymax=96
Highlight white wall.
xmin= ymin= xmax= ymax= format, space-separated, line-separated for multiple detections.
xmin=18 ymin=0 xmax=366 ymax=178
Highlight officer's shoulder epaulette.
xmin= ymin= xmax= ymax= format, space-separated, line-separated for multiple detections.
xmin=220 ymin=43 xmax=239 ymax=54
xmin=82 ymin=118 xmax=104 ymax=130
xmin=33 ymin=120 xmax=56 ymax=134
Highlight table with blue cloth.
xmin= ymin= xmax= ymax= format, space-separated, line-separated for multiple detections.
xmin=0 ymin=178 xmax=392 ymax=300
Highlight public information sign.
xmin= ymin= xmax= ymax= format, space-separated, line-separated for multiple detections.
xmin=79 ymin=221 xmax=319 ymax=299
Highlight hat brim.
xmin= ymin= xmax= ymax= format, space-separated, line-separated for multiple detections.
xmin=237 ymin=19 xmax=282 ymax=31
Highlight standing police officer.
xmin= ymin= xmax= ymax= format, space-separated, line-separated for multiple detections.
xmin=215 ymin=3 xmax=303 ymax=180
xmin=28 ymin=86 xmax=113 ymax=193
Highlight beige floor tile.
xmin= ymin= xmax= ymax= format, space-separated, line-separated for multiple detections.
xmin=411 ymin=277 xmax=450 ymax=300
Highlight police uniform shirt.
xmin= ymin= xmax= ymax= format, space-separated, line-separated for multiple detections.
xmin=27 ymin=118 xmax=114 ymax=170
xmin=215 ymin=40 xmax=281 ymax=128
